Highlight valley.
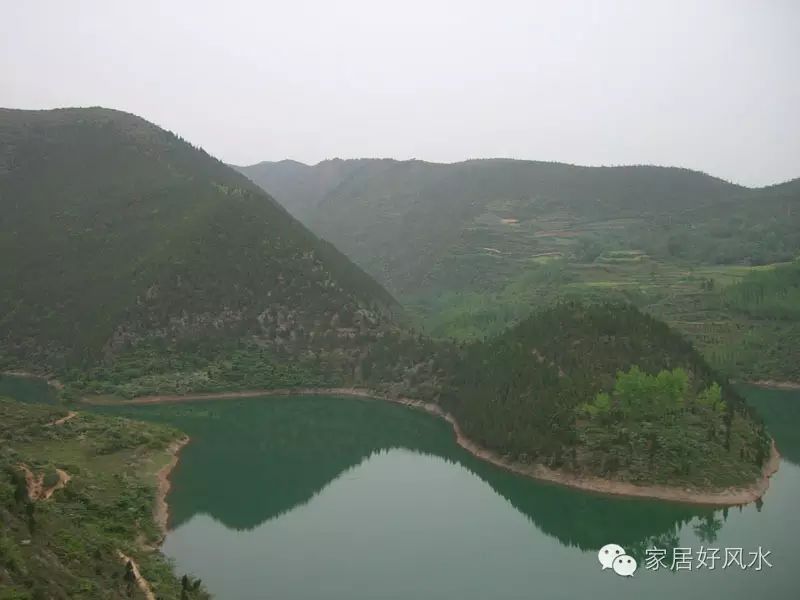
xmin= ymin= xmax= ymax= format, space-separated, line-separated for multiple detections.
xmin=4 ymin=4 xmax=797 ymax=598
xmin=238 ymin=159 xmax=800 ymax=382
xmin=0 ymin=108 xmax=795 ymax=599
xmin=88 ymin=387 xmax=800 ymax=600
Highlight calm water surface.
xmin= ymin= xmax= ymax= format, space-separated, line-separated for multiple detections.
xmin=0 ymin=374 xmax=58 ymax=404
xmin=92 ymin=386 xmax=800 ymax=600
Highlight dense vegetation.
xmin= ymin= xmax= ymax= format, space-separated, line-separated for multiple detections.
xmin=439 ymin=303 xmax=770 ymax=487
xmin=62 ymin=301 xmax=771 ymax=489
xmin=52 ymin=327 xmax=447 ymax=403
xmin=0 ymin=108 xmax=786 ymax=598
xmin=239 ymin=159 xmax=800 ymax=381
xmin=0 ymin=397 xmax=209 ymax=599
xmin=721 ymin=260 xmax=800 ymax=321
xmin=237 ymin=158 xmax=800 ymax=295
xmin=575 ymin=367 xmax=763 ymax=485
xmin=0 ymin=109 xmax=399 ymax=371
xmin=405 ymin=257 xmax=800 ymax=382
xmin=0 ymin=109 xmax=774 ymax=493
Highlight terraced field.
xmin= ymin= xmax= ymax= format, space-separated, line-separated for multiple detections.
xmin=408 ymin=251 xmax=800 ymax=382
xmin=238 ymin=158 xmax=800 ymax=382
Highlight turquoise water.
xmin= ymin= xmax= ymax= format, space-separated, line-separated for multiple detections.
xmin=0 ymin=374 xmax=58 ymax=404
xmin=93 ymin=386 xmax=800 ymax=600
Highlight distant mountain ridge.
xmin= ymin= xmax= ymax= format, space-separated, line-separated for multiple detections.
xmin=236 ymin=157 xmax=798 ymax=296
xmin=236 ymin=157 xmax=751 ymax=220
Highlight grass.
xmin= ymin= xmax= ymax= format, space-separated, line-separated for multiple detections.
xmin=406 ymin=255 xmax=800 ymax=382
xmin=0 ymin=398 xmax=210 ymax=599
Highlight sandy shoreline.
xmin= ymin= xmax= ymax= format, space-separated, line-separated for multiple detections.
xmin=1 ymin=369 xmax=64 ymax=390
xmin=749 ymin=379 xmax=800 ymax=391
xmin=85 ymin=386 xmax=781 ymax=507
xmin=154 ymin=436 xmax=190 ymax=539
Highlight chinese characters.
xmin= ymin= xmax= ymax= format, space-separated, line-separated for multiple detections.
xmin=644 ymin=547 xmax=772 ymax=572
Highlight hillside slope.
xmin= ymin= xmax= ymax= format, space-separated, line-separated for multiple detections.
xmin=0 ymin=109 xmax=399 ymax=370
xmin=440 ymin=302 xmax=771 ymax=488
xmin=0 ymin=398 xmax=208 ymax=599
xmin=237 ymin=158 xmax=799 ymax=296
xmin=81 ymin=300 xmax=774 ymax=493
xmin=234 ymin=158 xmax=376 ymax=220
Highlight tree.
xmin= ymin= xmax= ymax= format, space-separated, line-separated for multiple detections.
xmin=124 ymin=560 xmax=136 ymax=596
xmin=10 ymin=468 xmax=28 ymax=505
xmin=25 ymin=501 xmax=36 ymax=534
xmin=697 ymin=382 xmax=725 ymax=413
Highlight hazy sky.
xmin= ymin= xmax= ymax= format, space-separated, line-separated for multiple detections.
xmin=2 ymin=0 xmax=798 ymax=186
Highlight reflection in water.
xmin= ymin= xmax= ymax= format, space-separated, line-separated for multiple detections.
xmin=0 ymin=374 xmax=58 ymax=404
xmin=742 ymin=386 xmax=800 ymax=467
xmin=4 ymin=373 xmax=799 ymax=598
xmin=84 ymin=387 xmax=800 ymax=600
xmin=103 ymin=395 xmax=715 ymax=553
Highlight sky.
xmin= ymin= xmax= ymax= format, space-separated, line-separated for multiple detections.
xmin=2 ymin=0 xmax=798 ymax=187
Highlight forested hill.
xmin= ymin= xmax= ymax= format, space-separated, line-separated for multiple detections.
xmin=236 ymin=158 xmax=799 ymax=296
xmin=0 ymin=108 xmax=399 ymax=369
xmin=440 ymin=303 xmax=771 ymax=488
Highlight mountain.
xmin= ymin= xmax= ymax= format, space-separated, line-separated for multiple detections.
xmin=93 ymin=300 xmax=774 ymax=491
xmin=0 ymin=109 xmax=399 ymax=370
xmin=234 ymin=158 xmax=376 ymax=220
xmin=236 ymin=158 xmax=800 ymax=297
xmin=439 ymin=302 xmax=771 ymax=488
xmin=0 ymin=108 xmax=772 ymax=492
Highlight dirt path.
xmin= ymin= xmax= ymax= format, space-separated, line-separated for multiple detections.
xmin=154 ymin=437 xmax=190 ymax=538
xmin=18 ymin=464 xmax=71 ymax=501
xmin=117 ymin=551 xmax=156 ymax=600
xmin=47 ymin=411 xmax=77 ymax=426
xmin=41 ymin=469 xmax=71 ymax=500
xmin=83 ymin=387 xmax=781 ymax=507
xmin=18 ymin=464 xmax=42 ymax=501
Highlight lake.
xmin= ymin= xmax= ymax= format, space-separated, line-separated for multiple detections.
xmin=92 ymin=386 xmax=800 ymax=600
xmin=0 ymin=374 xmax=59 ymax=404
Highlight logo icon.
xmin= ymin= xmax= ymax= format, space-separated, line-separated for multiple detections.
xmin=598 ymin=543 xmax=638 ymax=577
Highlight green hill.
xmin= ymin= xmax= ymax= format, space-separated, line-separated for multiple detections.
xmin=0 ymin=109 xmax=399 ymax=371
xmin=0 ymin=397 xmax=209 ymax=599
xmin=235 ymin=158 xmax=377 ymax=221
xmin=237 ymin=158 xmax=800 ymax=381
xmin=440 ymin=303 xmax=771 ymax=488
xmin=236 ymin=158 xmax=799 ymax=295
xmin=88 ymin=300 xmax=772 ymax=490
xmin=0 ymin=109 xmax=772 ymax=493
xmin=707 ymin=260 xmax=800 ymax=380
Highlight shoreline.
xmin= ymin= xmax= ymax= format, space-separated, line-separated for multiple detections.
xmin=1 ymin=369 xmax=64 ymax=390
xmin=154 ymin=435 xmax=190 ymax=539
xmin=748 ymin=379 xmax=800 ymax=391
xmin=84 ymin=386 xmax=781 ymax=507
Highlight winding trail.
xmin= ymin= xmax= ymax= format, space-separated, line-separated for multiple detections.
xmin=47 ymin=411 xmax=77 ymax=426
xmin=83 ymin=387 xmax=781 ymax=507
xmin=18 ymin=464 xmax=71 ymax=501
xmin=18 ymin=464 xmax=42 ymax=501
xmin=117 ymin=551 xmax=156 ymax=600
